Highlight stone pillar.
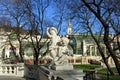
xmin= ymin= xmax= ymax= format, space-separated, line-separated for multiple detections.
xmin=83 ymin=40 xmax=87 ymax=56
xmin=94 ymin=46 xmax=97 ymax=56
xmin=73 ymin=56 xmax=76 ymax=64
xmin=90 ymin=46 xmax=92 ymax=56
xmin=16 ymin=63 xmax=24 ymax=77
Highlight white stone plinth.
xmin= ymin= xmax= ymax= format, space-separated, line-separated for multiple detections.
xmin=39 ymin=66 xmax=85 ymax=80
xmin=51 ymin=64 xmax=73 ymax=70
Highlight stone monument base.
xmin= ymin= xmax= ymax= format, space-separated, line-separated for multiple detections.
xmin=51 ymin=64 xmax=73 ymax=70
xmin=39 ymin=65 xmax=85 ymax=80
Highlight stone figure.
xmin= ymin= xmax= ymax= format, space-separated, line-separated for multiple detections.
xmin=46 ymin=27 xmax=70 ymax=68
xmin=46 ymin=27 xmax=61 ymax=60
xmin=54 ymin=37 xmax=69 ymax=65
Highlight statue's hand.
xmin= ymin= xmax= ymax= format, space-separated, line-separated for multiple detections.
xmin=47 ymin=27 xmax=49 ymax=31
xmin=46 ymin=27 xmax=51 ymax=37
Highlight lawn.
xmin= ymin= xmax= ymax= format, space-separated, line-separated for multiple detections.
xmin=73 ymin=64 xmax=120 ymax=80
xmin=97 ymin=68 xmax=120 ymax=80
xmin=73 ymin=64 xmax=101 ymax=71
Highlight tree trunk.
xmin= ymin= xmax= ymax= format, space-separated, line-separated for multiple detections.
xmin=104 ymin=37 xmax=120 ymax=75
xmin=19 ymin=44 xmax=24 ymax=62
xmin=103 ymin=26 xmax=120 ymax=75
xmin=93 ymin=37 xmax=114 ymax=75
xmin=34 ymin=52 xmax=39 ymax=65
xmin=88 ymin=25 xmax=114 ymax=75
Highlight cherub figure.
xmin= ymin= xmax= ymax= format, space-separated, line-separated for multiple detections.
xmin=55 ymin=37 xmax=69 ymax=65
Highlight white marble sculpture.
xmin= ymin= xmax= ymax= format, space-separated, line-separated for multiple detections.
xmin=46 ymin=27 xmax=61 ymax=60
xmin=40 ymin=27 xmax=84 ymax=79
xmin=46 ymin=27 xmax=69 ymax=66
xmin=54 ymin=37 xmax=69 ymax=65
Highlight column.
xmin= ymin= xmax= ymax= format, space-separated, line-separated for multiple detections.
xmin=83 ymin=40 xmax=87 ymax=56
xmin=94 ymin=46 xmax=97 ymax=56
xmin=90 ymin=46 xmax=92 ymax=56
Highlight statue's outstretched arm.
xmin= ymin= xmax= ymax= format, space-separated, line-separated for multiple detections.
xmin=46 ymin=27 xmax=51 ymax=38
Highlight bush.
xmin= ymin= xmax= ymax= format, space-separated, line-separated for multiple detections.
xmin=89 ymin=60 xmax=101 ymax=65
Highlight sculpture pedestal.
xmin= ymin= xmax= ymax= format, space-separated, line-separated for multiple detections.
xmin=39 ymin=65 xmax=85 ymax=80
xmin=51 ymin=64 xmax=73 ymax=70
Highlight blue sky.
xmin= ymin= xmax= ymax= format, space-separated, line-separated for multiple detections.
xmin=45 ymin=1 xmax=69 ymax=35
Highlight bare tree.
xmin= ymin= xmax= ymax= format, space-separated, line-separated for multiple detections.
xmin=0 ymin=0 xmax=54 ymax=65
xmin=82 ymin=10 xmax=114 ymax=75
xmin=0 ymin=0 xmax=28 ymax=62
xmin=24 ymin=0 xmax=51 ymax=65
xmin=53 ymin=0 xmax=68 ymax=34
xmin=56 ymin=0 xmax=120 ymax=75
xmin=81 ymin=0 xmax=120 ymax=75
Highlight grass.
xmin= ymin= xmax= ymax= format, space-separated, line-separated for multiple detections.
xmin=97 ymin=68 xmax=120 ymax=80
xmin=97 ymin=68 xmax=118 ymax=75
xmin=73 ymin=64 xmax=120 ymax=80
xmin=109 ymin=75 xmax=120 ymax=80
xmin=73 ymin=64 xmax=101 ymax=71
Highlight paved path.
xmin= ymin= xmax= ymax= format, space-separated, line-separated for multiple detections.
xmin=0 ymin=76 xmax=34 ymax=80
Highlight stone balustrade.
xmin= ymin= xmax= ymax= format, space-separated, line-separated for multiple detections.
xmin=37 ymin=56 xmax=102 ymax=65
xmin=0 ymin=63 xmax=24 ymax=77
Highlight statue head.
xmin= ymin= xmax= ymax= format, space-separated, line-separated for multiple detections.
xmin=49 ymin=27 xmax=57 ymax=35
xmin=60 ymin=37 xmax=69 ymax=46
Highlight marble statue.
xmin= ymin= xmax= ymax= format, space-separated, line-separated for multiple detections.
xmin=46 ymin=27 xmax=61 ymax=60
xmin=54 ymin=37 xmax=69 ymax=65
xmin=39 ymin=27 xmax=84 ymax=80
xmin=46 ymin=27 xmax=70 ymax=69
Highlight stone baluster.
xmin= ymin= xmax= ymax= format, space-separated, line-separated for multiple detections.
xmin=4 ymin=66 xmax=7 ymax=74
xmin=7 ymin=67 xmax=10 ymax=74
xmin=1 ymin=67 xmax=3 ymax=73
xmin=9 ymin=66 xmax=13 ymax=74
xmin=73 ymin=56 xmax=76 ymax=64
xmin=14 ymin=66 xmax=17 ymax=75
xmin=2 ymin=67 xmax=5 ymax=73
xmin=0 ymin=67 xmax=2 ymax=74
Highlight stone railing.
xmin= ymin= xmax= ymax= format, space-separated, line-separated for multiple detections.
xmin=0 ymin=63 xmax=24 ymax=77
xmin=38 ymin=56 xmax=102 ymax=65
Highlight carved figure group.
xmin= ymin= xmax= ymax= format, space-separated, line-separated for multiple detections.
xmin=46 ymin=27 xmax=69 ymax=65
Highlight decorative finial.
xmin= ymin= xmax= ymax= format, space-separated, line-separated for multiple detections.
xmin=68 ymin=16 xmax=71 ymax=28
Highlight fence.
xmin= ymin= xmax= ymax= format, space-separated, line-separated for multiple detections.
xmin=0 ymin=63 xmax=24 ymax=77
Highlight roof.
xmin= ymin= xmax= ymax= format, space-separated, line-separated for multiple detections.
xmin=0 ymin=26 xmax=39 ymax=35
